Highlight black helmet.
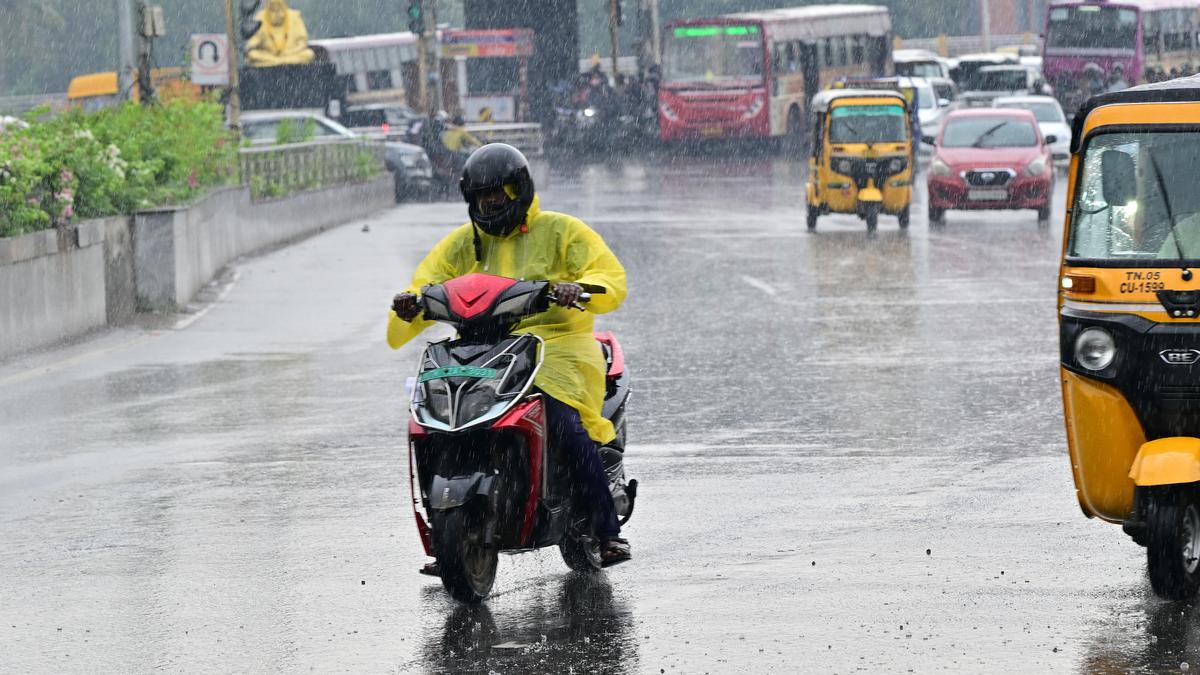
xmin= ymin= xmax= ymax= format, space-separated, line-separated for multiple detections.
xmin=460 ymin=143 xmax=534 ymax=237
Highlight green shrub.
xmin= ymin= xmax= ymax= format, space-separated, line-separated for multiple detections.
xmin=0 ymin=98 xmax=237 ymax=238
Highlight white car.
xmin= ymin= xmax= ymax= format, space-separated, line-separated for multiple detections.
xmin=908 ymin=77 xmax=954 ymax=143
xmin=893 ymin=49 xmax=951 ymax=79
xmin=992 ymin=95 xmax=1071 ymax=162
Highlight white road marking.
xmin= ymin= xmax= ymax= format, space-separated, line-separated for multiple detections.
xmin=739 ymin=274 xmax=778 ymax=297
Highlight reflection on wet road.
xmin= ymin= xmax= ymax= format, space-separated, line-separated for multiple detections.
xmin=0 ymin=153 xmax=1184 ymax=672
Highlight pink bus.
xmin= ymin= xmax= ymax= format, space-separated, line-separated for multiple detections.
xmin=1043 ymin=0 xmax=1200 ymax=115
xmin=658 ymin=5 xmax=892 ymax=143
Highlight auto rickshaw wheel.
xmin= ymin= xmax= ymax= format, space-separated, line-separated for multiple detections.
xmin=898 ymin=206 xmax=910 ymax=230
xmin=864 ymin=204 xmax=879 ymax=232
xmin=806 ymin=205 xmax=818 ymax=230
xmin=1145 ymin=486 xmax=1200 ymax=601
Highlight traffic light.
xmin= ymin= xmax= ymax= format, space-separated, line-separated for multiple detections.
xmin=407 ymin=1 xmax=424 ymax=36
xmin=240 ymin=0 xmax=262 ymax=41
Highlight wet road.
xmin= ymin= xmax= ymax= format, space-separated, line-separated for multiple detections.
xmin=0 ymin=153 xmax=1193 ymax=673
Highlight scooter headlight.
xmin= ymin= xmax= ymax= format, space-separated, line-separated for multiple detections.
xmin=422 ymin=380 xmax=453 ymax=424
xmin=1075 ymin=327 xmax=1116 ymax=371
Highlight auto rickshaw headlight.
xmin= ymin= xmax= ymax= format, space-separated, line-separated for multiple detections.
xmin=930 ymin=157 xmax=951 ymax=177
xmin=886 ymin=157 xmax=907 ymax=173
xmin=1075 ymin=328 xmax=1116 ymax=371
xmin=832 ymin=157 xmax=855 ymax=175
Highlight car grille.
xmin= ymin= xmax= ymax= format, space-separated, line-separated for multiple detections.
xmin=963 ymin=169 xmax=1014 ymax=187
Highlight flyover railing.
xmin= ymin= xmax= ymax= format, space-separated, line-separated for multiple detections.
xmin=239 ymin=139 xmax=385 ymax=200
xmin=895 ymin=34 xmax=1042 ymax=58
xmin=466 ymin=122 xmax=545 ymax=156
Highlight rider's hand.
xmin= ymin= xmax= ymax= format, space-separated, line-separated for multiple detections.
xmin=552 ymin=282 xmax=584 ymax=308
xmin=392 ymin=293 xmax=421 ymax=321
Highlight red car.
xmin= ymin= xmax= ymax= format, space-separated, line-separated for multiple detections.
xmin=925 ymin=108 xmax=1056 ymax=224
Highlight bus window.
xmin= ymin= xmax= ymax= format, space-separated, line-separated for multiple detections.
xmin=1047 ymin=5 xmax=1137 ymax=50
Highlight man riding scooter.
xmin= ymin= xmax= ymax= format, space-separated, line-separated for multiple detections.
xmin=388 ymin=143 xmax=633 ymax=567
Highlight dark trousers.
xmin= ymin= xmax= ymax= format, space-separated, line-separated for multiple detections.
xmin=544 ymin=396 xmax=621 ymax=539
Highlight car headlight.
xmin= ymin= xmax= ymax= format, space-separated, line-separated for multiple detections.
xmin=832 ymin=157 xmax=855 ymax=175
xmin=742 ymin=96 xmax=764 ymax=119
xmin=398 ymin=153 xmax=418 ymax=168
xmin=583 ymin=107 xmax=597 ymax=118
xmin=660 ymin=101 xmax=678 ymax=121
xmin=930 ymin=158 xmax=951 ymax=177
xmin=1025 ymin=155 xmax=1047 ymax=177
xmin=1074 ymin=328 xmax=1116 ymax=371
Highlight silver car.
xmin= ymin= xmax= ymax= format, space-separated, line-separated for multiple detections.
xmin=992 ymin=95 xmax=1071 ymax=163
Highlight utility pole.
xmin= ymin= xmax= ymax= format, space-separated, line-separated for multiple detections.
xmin=410 ymin=0 xmax=431 ymax=114
xmin=635 ymin=0 xmax=660 ymax=77
xmin=116 ymin=0 xmax=138 ymax=101
xmin=609 ymin=0 xmax=621 ymax=80
xmin=223 ymin=0 xmax=242 ymax=131
xmin=980 ymin=0 xmax=992 ymax=52
xmin=428 ymin=1 xmax=442 ymax=114
xmin=135 ymin=3 xmax=156 ymax=103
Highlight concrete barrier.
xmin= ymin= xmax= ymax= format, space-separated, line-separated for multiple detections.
xmin=0 ymin=176 xmax=392 ymax=360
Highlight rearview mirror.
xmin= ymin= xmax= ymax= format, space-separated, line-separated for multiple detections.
xmin=1044 ymin=134 xmax=1058 ymax=145
xmin=1101 ymin=149 xmax=1136 ymax=206
xmin=921 ymin=134 xmax=936 ymax=145
xmin=938 ymin=98 xmax=951 ymax=107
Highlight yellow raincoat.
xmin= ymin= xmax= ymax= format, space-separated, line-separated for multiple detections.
xmin=387 ymin=196 xmax=627 ymax=443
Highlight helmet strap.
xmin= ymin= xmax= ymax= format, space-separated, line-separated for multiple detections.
xmin=472 ymin=223 xmax=483 ymax=262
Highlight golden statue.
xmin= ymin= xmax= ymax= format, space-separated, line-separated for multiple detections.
xmin=245 ymin=0 xmax=315 ymax=67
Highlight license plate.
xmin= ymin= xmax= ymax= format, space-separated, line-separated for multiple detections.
xmin=700 ymin=126 xmax=722 ymax=137
xmin=967 ymin=189 xmax=1008 ymax=201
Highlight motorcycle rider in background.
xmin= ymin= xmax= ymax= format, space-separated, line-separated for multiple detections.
xmin=389 ymin=143 xmax=633 ymax=566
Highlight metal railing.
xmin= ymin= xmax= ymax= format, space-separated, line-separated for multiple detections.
xmin=896 ymin=34 xmax=1042 ymax=58
xmin=239 ymin=139 xmax=385 ymax=200
xmin=0 ymin=93 xmax=68 ymax=116
xmin=466 ymin=122 xmax=545 ymax=156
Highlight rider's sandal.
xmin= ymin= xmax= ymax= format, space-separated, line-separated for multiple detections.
xmin=600 ymin=538 xmax=632 ymax=568
xmin=418 ymin=561 xmax=441 ymax=577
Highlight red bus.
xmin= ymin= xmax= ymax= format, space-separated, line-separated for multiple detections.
xmin=1042 ymin=0 xmax=1200 ymax=116
xmin=658 ymin=5 xmax=892 ymax=143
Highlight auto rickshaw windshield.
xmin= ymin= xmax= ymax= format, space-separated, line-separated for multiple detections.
xmin=1069 ymin=131 xmax=1200 ymax=263
xmin=828 ymin=104 xmax=907 ymax=144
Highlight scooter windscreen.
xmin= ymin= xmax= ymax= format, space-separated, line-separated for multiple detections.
xmin=412 ymin=333 xmax=543 ymax=431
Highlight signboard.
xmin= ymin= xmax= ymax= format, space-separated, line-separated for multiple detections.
xmin=441 ymin=29 xmax=534 ymax=59
xmin=464 ymin=95 xmax=515 ymax=122
xmin=190 ymin=34 xmax=229 ymax=86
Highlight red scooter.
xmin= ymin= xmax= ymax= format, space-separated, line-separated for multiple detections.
xmin=406 ymin=273 xmax=636 ymax=603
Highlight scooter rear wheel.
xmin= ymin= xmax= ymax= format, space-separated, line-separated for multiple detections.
xmin=1146 ymin=486 xmax=1200 ymax=601
xmin=431 ymin=509 xmax=498 ymax=603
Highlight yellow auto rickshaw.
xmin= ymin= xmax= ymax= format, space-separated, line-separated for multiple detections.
xmin=806 ymin=89 xmax=914 ymax=232
xmin=1061 ymin=76 xmax=1200 ymax=600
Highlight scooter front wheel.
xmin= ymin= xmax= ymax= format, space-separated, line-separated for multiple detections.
xmin=431 ymin=508 xmax=498 ymax=603
xmin=1146 ymin=486 xmax=1200 ymax=601
xmin=559 ymin=519 xmax=602 ymax=573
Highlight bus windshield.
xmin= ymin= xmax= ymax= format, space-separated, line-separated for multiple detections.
xmin=1046 ymin=5 xmax=1138 ymax=50
xmin=663 ymin=24 xmax=764 ymax=84
xmin=1070 ymin=132 xmax=1200 ymax=263
xmin=829 ymin=105 xmax=907 ymax=143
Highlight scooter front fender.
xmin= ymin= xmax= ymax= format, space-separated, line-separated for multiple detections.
xmin=429 ymin=472 xmax=497 ymax=511
xmin=1129 ymin=437 xmax=1200 ymax=486
xmin=857 ymin=186 xmax=883 ymax=203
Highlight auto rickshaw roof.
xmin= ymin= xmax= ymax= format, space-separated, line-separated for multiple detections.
xmin=810 ymin=89 xmax=908 ymax=113
xmin=1070 ymin=74 xmax=1200 ymax=153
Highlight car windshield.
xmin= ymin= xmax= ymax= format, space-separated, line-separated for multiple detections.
xmin=977 ymin=70 xmax=1027 ymax=91
xmin=1069 ymin=131 xmax=1200 ymax=263
xmin=896 ymin=61 xmax=943 ymax=79
xmin=941 ymin=117 xmax=1038 ymax=147
xmin=828 ymin=104 xmax=908 ymax=143
xmin=996 ymin=101 xmax=1063 ymax=123
xmin=663 ymin=24 xmax=764 ymax=84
